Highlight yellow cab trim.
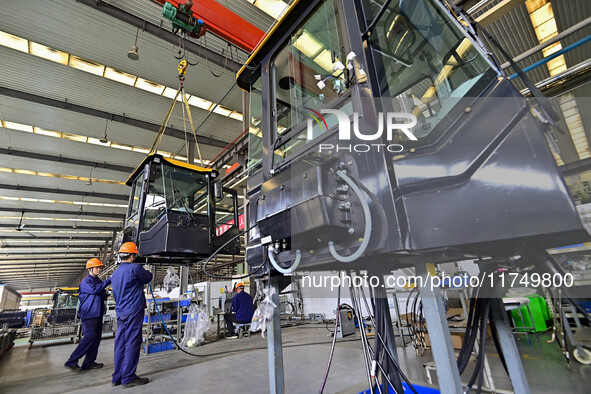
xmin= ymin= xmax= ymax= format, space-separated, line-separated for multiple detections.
xmin=236 ymin=0 xmax=301 ymax=90
xmin=125 ymin=153 xmax=216 ymax=186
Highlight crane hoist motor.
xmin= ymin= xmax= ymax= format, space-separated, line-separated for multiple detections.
xmin=162 ymin=1 xmax=205 ymax=37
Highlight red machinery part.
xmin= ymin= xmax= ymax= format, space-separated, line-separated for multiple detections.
xmin=154 ymin=0 xmax=265 ymax=53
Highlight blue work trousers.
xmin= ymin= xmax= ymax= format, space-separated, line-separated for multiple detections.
xmin=65 ymin=317 xmax=103 ymax=369
xmin=112 ymin=309 xmax=144 ymax=385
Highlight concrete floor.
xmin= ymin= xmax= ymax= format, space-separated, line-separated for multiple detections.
xmin=0 ymin=325 xmax=589 ymax=393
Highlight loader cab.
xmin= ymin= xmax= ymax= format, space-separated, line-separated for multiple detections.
xmin=239 ymin=0 xmax=588 ymax=273
xmin=123 ymin=154 xmax=240 ymax=263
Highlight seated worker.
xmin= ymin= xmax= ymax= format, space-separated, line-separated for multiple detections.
xmin=224 ymin=282 xmax=254 ymax=339
xmin=64 ymin=258 xmax=111 ymax=371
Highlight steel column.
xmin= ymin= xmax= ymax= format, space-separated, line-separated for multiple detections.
xmin=267 ymin=277 xmax=285 ymax=394
xmin=0 ymin=183 xmax=128 ymax=201
xmin=0 ymin=147 xmax=133 ymax=173
xmin=415 ymin=262 xmax=463 ymax=394
xmin=490 ymin=298 xmax=530 ymax=394
xmin=0 ymin=207 xmax=126 ymax=219
xmin=0 ymin=86 xmax=229 ymax=149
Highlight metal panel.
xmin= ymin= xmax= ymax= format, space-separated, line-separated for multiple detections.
xmin=0 ymin=0 xmax=245 ymax=107
xmin=0 ymin=47 xmax=243 ymax=145
xmin=480 ymin=3 xmax=550 ymax=89
xmin=554 ymin=0 xmax=591 ymax=68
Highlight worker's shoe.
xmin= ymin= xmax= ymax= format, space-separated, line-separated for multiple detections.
xmin=64 ymin=363 xmax=81 ymax=372
xmin=112 ymin=381 xmax=121 ymax=387
xmin=82 ymin=362 xmax=104 ymax=370
xmin=122 ymin=377 xmax=149 ymax=388
xmin=226 ymin=335 xmax=238 ymax=339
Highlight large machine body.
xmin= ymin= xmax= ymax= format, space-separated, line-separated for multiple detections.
xmin=122 ymin=154 xmax=240 ymax=264
xmin=237 ymin=0 xmax=589 ymax=273
xmin=235 ymin=2 xmax=591 ymax=392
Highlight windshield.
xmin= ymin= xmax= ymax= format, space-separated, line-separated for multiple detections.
xmin=142 ymin=162 xmax=209 ymax=230
xmin=363 ymin=0 xmax=497 ymax=144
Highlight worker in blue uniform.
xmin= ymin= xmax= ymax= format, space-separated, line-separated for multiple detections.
xmin=224 ymin=282 xmax=254 ymax=338
xmin=64 ymin=258 xmax=111 ymax=371
xmin=110 ymin=242 xmax=152 ymax=388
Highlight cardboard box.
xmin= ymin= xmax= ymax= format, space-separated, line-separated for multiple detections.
xmin=424 ymin=333 xmax=464 ymax=350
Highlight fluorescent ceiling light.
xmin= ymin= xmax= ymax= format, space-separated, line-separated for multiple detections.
xmin=87 ymin=137 xmax=106 ymax=145
xmin=61 ymin=132 xmax=87 ymax=142
xmin=314 ymin=49 xmax=334 ymax=73
xmin=0 ymin=31 xmax=242 ymax=129
xmin=213 ymin=105 xmax=233 ymax=117
xmin=293 ymin=32 xmax=324 ymax=58
xmin=14 ymin=169 xmax=36 ymax=175
xmin=135 ymin=78 xmax=165 ymax=95
xmin=535 ymin=20 xmax=558 ymax=42
xmin=29 ymin=42 xmax=69 ymax=65
xmin=228 ymin=112 xmax=244 ymax=122
xmin=525 ymin=1 xmax=567 ymax=79
xmin=529 ymin=3 xmax=553 ymax=28
xmin=250 ymin=0 xmax=288 ymax=19
xmin=162 ymin=87 xmax=184 ymax=101
xmin=560 ymin=94 xmax=589 ymax=160
xmin=110 ymin=143 xmax=133 ymax=151
xmin=542 ymin=42 xmax=562 ymax=57
xmin=132 ymin=147 xmax=150 ymax=154
xmin=188 ymin=96 xmax=213 ymax=110
xmin=69 ymin=56 xmax=105 ymax=76
xmin=3 ymin=121 xmax=33 ymax=133
xmin=34 ymin=127 xmax=61 ymax=137
xmin=5 ymin=118 xmax=183 ymax=161
xmin=0 ymin=31 xmax=28 ymax=52
xmin=104 ymin=67 xmax=137 ymax=86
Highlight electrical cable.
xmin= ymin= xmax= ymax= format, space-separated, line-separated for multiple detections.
xmin=318 ymin=283 xmax=341 ymax=394
xmin=348 ymin=281 xmax=377 ymax=393
xmin=203 ymin=35 xmax=228 ymax=78
xmin=374 ymin=285 xmax=404 ymax=393
xmin=201 ymin=222 xmax=263 ymax=280
xmin=328 ymin=170 xmax=372 ymax=263
xmin=357 ymin=285 xmax=418 ymax=394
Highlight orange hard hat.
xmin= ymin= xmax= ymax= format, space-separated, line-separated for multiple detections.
xmin=119 ymin=242 xmax=139 ymax=254
xmin=86 ymin=258 xmax=103 ymax=269
xmin=236 ymin=282 xmax=245 ymax=288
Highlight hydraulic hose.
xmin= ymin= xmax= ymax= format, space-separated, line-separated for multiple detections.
xmin=267 ymin=248 xmax=302 ymax=274
xmin=328 ymin=170 xmax=372 ymax=263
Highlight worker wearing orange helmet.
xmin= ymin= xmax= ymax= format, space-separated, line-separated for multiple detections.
xmin=64 ymin=258 xmax=111 ymax=372
xmin=110 ymin=242 xmax=152 ymax=388
xmin=224 ymin=282 xmax=254 ymax=339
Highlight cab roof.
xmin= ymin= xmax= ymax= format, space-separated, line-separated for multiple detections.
xmin=125 ymin=153 xmax=217 ymax=186
xmin=236 ymin=0 xmax=302 ymax=91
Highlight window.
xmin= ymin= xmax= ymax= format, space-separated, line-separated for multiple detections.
xmin=271 ymin=0 xmax=348 ymax=164
xmin=247 ymin=77 xmax=263 ymax=176
xmin=142 ymin=164 xmax=166 ymax=230
xmin=129 ymin=179 xmax=142 ymax=217
xmin=363 ymin=0 xmax=497 ymax=144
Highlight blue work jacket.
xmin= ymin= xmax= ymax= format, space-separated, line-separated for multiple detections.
xmin=111 ymin=262 xmax=153 ymax=318
xmin=232 ymin=290 xmax=254 ymax=322
xmin=78 ymin=274 xmax=111 ymax=320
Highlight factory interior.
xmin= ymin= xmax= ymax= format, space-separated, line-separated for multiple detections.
xmin=1 ymin=0 xmax=591 ymax=393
